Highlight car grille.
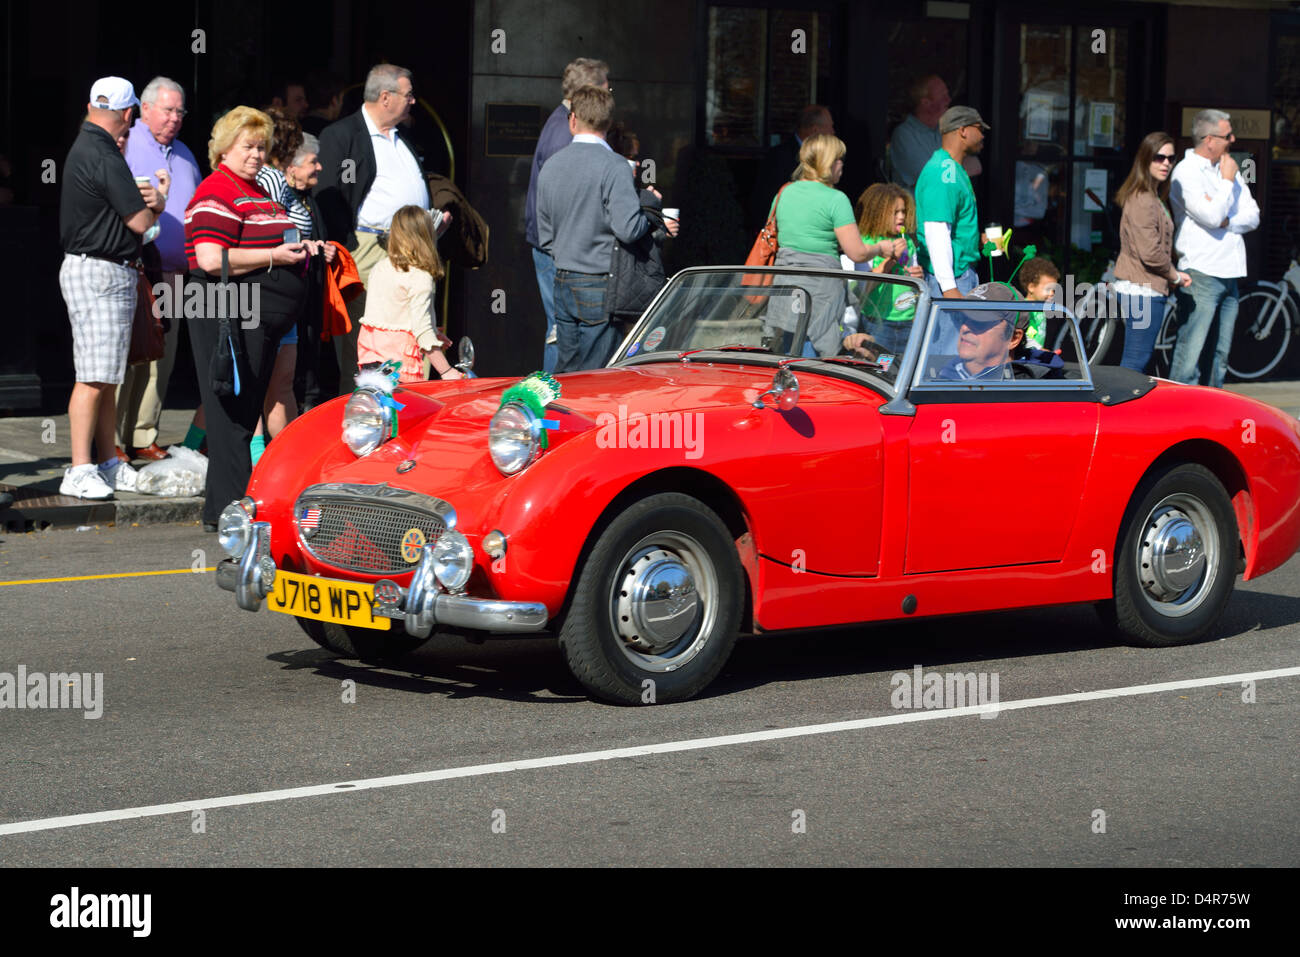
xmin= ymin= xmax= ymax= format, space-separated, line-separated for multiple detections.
xmin=298 ymin=499 xmax=448 ymax=575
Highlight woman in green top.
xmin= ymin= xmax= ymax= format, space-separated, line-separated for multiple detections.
xmin=854 ymin=183 xmax=924 ymax=357
xmin=767 ymin=135 xmax=904 ymax=356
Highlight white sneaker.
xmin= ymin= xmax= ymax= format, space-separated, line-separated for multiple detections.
xmin=99 ymin=458 xmax=138 ymax=492
xmin=60 ymin=464 xmax=114 ymax=499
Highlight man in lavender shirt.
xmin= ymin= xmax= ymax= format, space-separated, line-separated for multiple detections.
xmin=525 ymin=57 xmax=609 ymax=373
xmin=118 ymin=76 xmax=201 ymax=460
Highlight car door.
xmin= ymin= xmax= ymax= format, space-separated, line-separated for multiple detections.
xmin=901 ymin=299 xmax=1099 ymax=574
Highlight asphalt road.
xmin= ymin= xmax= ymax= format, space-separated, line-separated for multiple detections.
xmin=1 ymin=523 xmax=1297 ymax=868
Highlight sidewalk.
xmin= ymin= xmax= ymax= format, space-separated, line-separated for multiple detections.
xmin=4 ymin=380 xmax=1300 ymax=532
xmin=0 ymin=407 xmax=203 ymax=531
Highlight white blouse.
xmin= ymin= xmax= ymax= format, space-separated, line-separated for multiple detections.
xmin=359 ymin=257 xmax=438 ymax=352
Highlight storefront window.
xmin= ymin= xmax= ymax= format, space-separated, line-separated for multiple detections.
xmin=705 ymin=7 xmax=766 ymax=148
xmin=704 ymin=6 xmax=829 ymax=150
xmin=1073 ymin=28 xmax=1127 ymax=159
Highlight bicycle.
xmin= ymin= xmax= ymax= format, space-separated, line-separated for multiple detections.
xmin=1152 ymin=260 xmax=1300 ymax=381
xmin=1049 ymin=260 xmax=1120 ymax=364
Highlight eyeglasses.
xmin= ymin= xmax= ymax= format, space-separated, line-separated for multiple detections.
xmin=385 ymin=88 xmax=416 ymax=102
xmin=155 ymin=106 xmax=187 ymax=118
xmin=1153 ymin=153 xmax=1175 ymax=164
xmin=1206 ymin=132 xmax=1235 ymax=142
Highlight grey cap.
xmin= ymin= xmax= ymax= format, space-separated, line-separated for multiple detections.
xmin=966 ymin=282 xmax=1030 ymax=329
xmin=939 ymin=105 xmax=990 ymax=134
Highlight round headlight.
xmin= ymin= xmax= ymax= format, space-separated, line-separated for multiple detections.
xmin=489 ymin=402 xmax=541 ymax=475
xmin=433 ymin=529 xmax=474 ymax=591
xmin=343 ymin=389 xmax=387 ymax=457
xmin=218 ymin=497 xmax=255 ymax=558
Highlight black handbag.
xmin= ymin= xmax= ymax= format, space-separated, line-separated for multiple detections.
xmin=210 ymin=248 xmax=245 ymax=398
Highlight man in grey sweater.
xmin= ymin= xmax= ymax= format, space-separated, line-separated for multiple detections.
xmin=537 ymin=85 xmax=657 ymax=372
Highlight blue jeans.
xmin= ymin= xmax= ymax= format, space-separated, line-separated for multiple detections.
xmin=924 ymin=265 xmax=979 ymax=300
xmin=863 ymin=318 xmax=913 ymax=358
xmin=1169 ymin=271 xmax=1239 ymax=388
xmin=554 ymin=270 xmax=617 ymax=372
xmin=1118 ymin=293 xmax=1166 ymax=373
xmin=532 ymin=247 xmax=558 ymax=373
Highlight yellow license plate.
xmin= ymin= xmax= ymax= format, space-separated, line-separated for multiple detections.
xmin=267 ymin=569 xmax=391 ymax=631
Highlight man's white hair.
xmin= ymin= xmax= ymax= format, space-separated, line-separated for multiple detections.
xmin=141 ymin=75 xmax=184 ymax=106
xmin=1193 ymin=109 xmax=1231 ymax=143
xmin=363 ymin=64 xmax=412 ymax=103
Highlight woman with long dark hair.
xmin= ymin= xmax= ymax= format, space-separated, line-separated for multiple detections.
xmin=1113 ymin=131 xmax=1192 ymax=372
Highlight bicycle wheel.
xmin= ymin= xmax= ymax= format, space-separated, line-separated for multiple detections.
xmin=1227 ymin=288 xmax=1294 ymax=381
xmin=1053 ymin=314 xmax=1116 ymax=366
xmin=1150 ymin=298 xmax=1179 ymax=378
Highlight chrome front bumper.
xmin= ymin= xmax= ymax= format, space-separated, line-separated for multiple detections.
xmin=216 ymin=522 xmax=549 ymax=638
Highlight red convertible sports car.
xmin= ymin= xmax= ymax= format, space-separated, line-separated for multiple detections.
xmin=216 ymin=266 xmax=1300 ymax=703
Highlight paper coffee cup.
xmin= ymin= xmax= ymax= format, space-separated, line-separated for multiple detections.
xmin=134 ymin=176 xmax=152 ymax=186
xmin=662 ymin=208 xmax=680 ymax=222
xmin=985 ymin=223 xmax=1003 ymax=257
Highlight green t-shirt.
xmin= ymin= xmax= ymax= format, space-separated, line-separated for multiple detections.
xmin=859 ymin=233 xmax=921 ymax=322
xmin=770 ymin=180 xmax=856 ymax=256
xmin=915 ymin=149 xmax=980 ymax=276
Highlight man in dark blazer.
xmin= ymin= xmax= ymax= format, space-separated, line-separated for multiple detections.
xmin=748 ymin=105 xmax=834 ymax=234
xmin=315 ymin=63 xmax=433 ymax=388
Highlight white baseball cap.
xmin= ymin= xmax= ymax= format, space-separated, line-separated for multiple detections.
xmin=89 ymin=76 xmax=140 ymax=110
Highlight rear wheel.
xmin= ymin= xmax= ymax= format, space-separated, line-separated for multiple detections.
xmin=296 ymin=617 xmax=427 ymax=663
xmin=1099 ymin=463 xmax=1237 ymax=647
xmin=1150 ymin=300 xmax=1180 ymax=378
xmin=1227 ymin=287 xmax=1294 ymax=381
xmin=558 ymin=493 xmax=744 ymax=704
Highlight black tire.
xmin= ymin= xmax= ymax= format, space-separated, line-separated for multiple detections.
xmin=1055 ymin=314 xmax=1116 ymax=367
xmin=1150 ymin=301 xmax=1180 ymax=378
xmin=1099 ymin=463 xmax=1238 ymax=647
xmin=557 ymin=492 xmax=744 ymax=704
xmin=296 ymin=617 xmax=427 ymax=663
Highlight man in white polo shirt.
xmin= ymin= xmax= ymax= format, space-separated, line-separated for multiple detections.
xmin=316 ymin=63 xmax=448 ymax=387
xmin=1168 ymin=109 xmax=1259 ymax=389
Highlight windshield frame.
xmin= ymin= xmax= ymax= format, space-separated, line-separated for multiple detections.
xmin=609 ymin=265 xmax=930 ymax=396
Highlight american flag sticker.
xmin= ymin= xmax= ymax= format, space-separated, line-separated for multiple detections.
xmin=300 ymin=506 xmax=322 ymax=531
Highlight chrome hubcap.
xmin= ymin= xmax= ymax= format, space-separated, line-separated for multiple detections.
xmin=1137 ymin=494 xmax=1218 ymax=617
xmin=611 ymin=532 xmax=717 ymax=672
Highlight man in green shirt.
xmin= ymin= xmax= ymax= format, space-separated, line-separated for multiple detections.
xmin=915 ymin=106 xmax=988 ymax=300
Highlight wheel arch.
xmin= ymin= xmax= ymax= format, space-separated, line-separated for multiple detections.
xmin=564 ymin=468 xmax=756 ymax=633
xmin=1131 ymin=440 xmax=1252 ymax=574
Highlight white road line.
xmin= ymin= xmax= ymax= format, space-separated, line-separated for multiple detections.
xmin=1 ymin=666 xmax=1296 ymax=837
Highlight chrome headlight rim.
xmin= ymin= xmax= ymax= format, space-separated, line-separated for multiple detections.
xmin=489 ymin=401 xmax=542 ymax=476
xmin=218 ymin=497 xmax=256 ymax=558
xmin=432 ymin=529 xmax=474 ymax=592
xmin=342 ymin=389 xmax=388 ymax=458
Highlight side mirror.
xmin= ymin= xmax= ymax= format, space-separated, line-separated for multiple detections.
xmin=455 ymin=336 xmax=476 ymax=376
xmin=753 ymin=368 xmax=799 ymax=411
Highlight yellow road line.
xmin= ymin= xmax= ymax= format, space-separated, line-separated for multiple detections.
xmin=0 ymin=567 xmax=215 ymax=586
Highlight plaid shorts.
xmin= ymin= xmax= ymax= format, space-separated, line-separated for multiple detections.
xmin=59 ymin=253 xmax=137 ymax=385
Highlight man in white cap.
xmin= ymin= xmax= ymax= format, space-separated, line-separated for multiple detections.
xmin=57 ymin=77 xmax=166 ymax=498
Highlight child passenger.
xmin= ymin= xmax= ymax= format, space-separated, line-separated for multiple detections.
xmin=1016 ymin=256 xmax=1062 ymax=349
xmin=357 ymin=205 xmax=461 ymax=383
xmin=854 ymin=183 xmax=924 ymax=358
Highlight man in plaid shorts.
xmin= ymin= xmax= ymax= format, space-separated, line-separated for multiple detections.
xmin=58 ymin=77 xmax=166 ymax=498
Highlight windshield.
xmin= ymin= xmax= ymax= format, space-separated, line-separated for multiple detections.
xmin=614 ymin=267 xmax=925 ymax=389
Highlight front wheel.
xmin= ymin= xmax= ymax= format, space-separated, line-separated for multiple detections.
xmin=558 ymin=493 xmax=744 ymax=704
xmin=1098 ymin=463 xmax=1238 ymax=647
xmin=296 ymin=617 xmax=427 ymax=663
xmin=1227 ymin=287 xmax=1294 ymax=381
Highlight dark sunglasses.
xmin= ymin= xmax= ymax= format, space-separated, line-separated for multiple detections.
xmin=1153 ymin=152 xmax=1175 ymax=164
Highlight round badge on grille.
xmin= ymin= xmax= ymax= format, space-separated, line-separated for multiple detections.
xmin=396 ymin=460 xmax=416 ymax=473
xmin=400 ymin=527 xmax=426 ymax=563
